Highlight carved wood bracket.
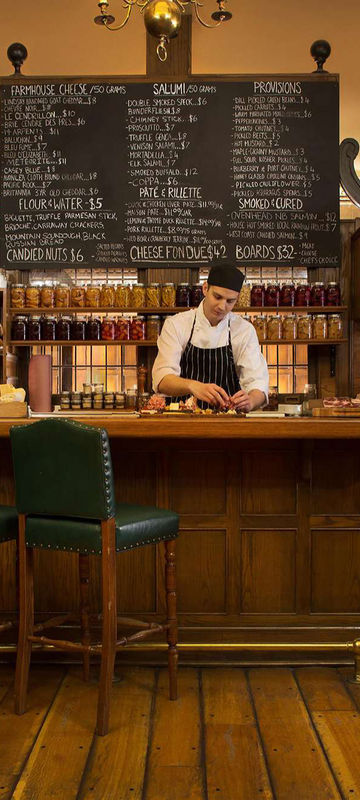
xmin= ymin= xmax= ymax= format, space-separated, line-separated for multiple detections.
xmin=340 ymin=137 xmax=360 ymax=207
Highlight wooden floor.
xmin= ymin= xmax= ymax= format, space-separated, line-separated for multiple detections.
xmin=1 ymin=665 xmax=360 ymax=799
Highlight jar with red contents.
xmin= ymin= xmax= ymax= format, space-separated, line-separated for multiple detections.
xmin=55 ymin=316 xmax=71 ymax=341
xmin=250 ymin=283 xmax=264 ymax=307
xmin=85 ymin=317 xmax=101 ymax=340
xmin=325 ymin=282 xmax=341 ymax=306
xmin=115 ymin=317 xmax=130 ymax=341
xmin=310 ymin=282 xmax=325 ymax=306
xmin=27 ymin=315 xmax=41 ymax=341
xmin=294 ymin=281 xmax=311 ymax=307
xmin=280 ymin=282 xmax=295 ymax=307
xmin=130 ymin=316 xmax=146 ymax=341
xmin=70 ymin=317 xmax=86 ymax=341
xmin=41 ymin=316 xmax=56 ymax=341
xmin=264 ymin=283 xmax=280 ymax=307
xmin=190 ymin=284 xmax=203 ymax=307
xmin=176 ymin=283 xmax=190 ymax=307
xmin=101 ymin=317 xmax=115 ymax=341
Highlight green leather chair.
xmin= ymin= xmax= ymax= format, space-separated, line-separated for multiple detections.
xmin=10 ymin=418 xmax=179 ymax=736
xmin=0 ymin=507 xmax=18 ymax=635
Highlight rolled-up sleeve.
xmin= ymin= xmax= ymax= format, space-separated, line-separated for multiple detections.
xmin=236 ymin=324 xmax=269 ymax=400
xmin=152 ymin=317 xmax=184 ymax=392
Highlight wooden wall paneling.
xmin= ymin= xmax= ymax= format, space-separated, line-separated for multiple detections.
xmin=296 ymin=441 xmax=312 ymax=614
xmin=169 ymin=450 xmax=227 ymax=515
xmin=176 ymin=528 xmax=227 ymax=613
xmin=240 ymin=449 xmax=297 ymax=514
xmin=311 ymin=444 xmax=360 ymax=514
xmin=336 ymin=221 xmax=354 ymax=395
xmin=240 ymin=529 xmax=297 ymax=613
xmin=33 ymin=551 xmax=79 ymax=612
xmin=226 ymin=451 xmax=242 ymax=615
xmin=311 ymin=529 xmax=360 ymax=613
xmin=146 ymin=15 xmax=192 ymax=78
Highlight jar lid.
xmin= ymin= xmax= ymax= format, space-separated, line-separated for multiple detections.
xmin=135 ymin=315 xmax=145 ymax=320
xmin=148 ymin=315 xmax=160 ymax=319
xmin=14 ymin=315 xmax=28 ymax=320
xmin=163 ymin=282 xmax=175 ymax=286
xmin=312 ymin=282 xmax=324 ymax=286
xmin=191 ymin=283 xmax=202 ymax=288
xmin=73 ymin=316 xmax=86 ymax=321
xmin=327 ymin=282 xmax=339 ymax=286
xmin=316 ymin=314 xmax=327 ymax=318
xmin=177 ymin=283 xmax=190 ymax=286
xmin=12 ymin=283 xmax=25 ymax=288
xmin=61 ymin=391 xmax=70 ymax=397
xmin=149 ymin=282 xmax=160 ymax=287
xmin=58 ymin=283 xmax=70 ymax=288
xmin=328 ymin=313 xmax=340 ymax=318
xmin=26 ymin=285 xmax=40 ymax=291
xmin=59 ymin=316 xmax=72 ymax=321
xmin=133 ymin=283 xmax=144 ymax=287
xmin=30 ymin=315 xmax=42 ymax=320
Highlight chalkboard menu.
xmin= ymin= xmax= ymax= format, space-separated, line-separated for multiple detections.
xmin=0 ymin=75 xmax=340 ymax=269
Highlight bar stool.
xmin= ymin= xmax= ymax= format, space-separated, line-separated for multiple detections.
xmin=0 ymin=507 xmax=18 ymax=635
xmin=10 ymin=418 xmax=179 ymax=736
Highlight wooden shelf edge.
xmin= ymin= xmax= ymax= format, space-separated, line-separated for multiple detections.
xmin=8 ymin=339 xmax=348 ymax=347
xmin=8 ymin=306 xmax=348 ymax=315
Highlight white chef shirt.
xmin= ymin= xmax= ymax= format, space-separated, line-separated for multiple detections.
xmin=152 ymin=299 xmax=269 ymax=398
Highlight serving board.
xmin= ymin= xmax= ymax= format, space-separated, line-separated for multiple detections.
xmin=312 ymin=407 xmax=360 ymax=417
xmin=0 ymin=402 xmax=28 ymax=418
xmin=139 ymin=412 xmax=246 ymax=419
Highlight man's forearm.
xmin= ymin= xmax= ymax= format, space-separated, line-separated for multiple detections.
xmin=249 ymin=389 xmax=266 ymax=410
xmin=158 ymin=374 xmax=193 ymax=397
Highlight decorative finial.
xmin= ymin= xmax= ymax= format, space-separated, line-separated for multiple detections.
xmin=7 ymin=42 xmax=28 ymax=75
xmin=310 ymin=40 xmax=331 ymax=73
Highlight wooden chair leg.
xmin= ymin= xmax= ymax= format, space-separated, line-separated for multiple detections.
xmin=79 ymin=554 xmax=91 ymax=682
xmin=165 ymin=538 xmax=178 ymax=700
xmin=96 ymin=518 xmax=117 ymax=736
xmin=14 ymin=514 xmax=34 ymax=715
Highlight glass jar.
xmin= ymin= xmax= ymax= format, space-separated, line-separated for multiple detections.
xmin=147 ymin=315 xmax=161 ymax=340
xmin=176 ymin=283 xmax=190 ymax=307
xmin=11 ymin=284 xmax=25 ymax=309
xmin=85 ymin=317 xmax=101 ymax=341
xmin=60 ymin=391 xmax=70 ymax=411
xmin=327 ymin=314 xmax=343 ymax=340
xmin=70 ymin=286 xmax=85 ymax=308
xmin=161 ymin=283 xmax=176 ymax=307
xmin=125 ymin=389 xmax=138 ymax=409
xmin=190 ymin=284 xmax=203 ymax=307
xmin=297 ymin=315 xmax=312 ymax=340
xmin=70 ymin=317 xmax=86 ymax=341
xmin=267 ymin=315 xmax=282 ymax=340
xmin=294 ymin=281 xmax=311 ymax=307
xmin=325 ymin=282 xmax=341 ymax=307
xmin=41 ymin=316 xmax=55 ymax=341
xmin=237 ymin=282 xmax=251 ymax=309
xmin=55 ymin=284 xmax=70 ymax=308
xmin=100 ymin=284 xmax=115 ymax=308
xmin=282 ymin=314 xmax=297 ymax=340
xmin=115 ymin=284 xmax=131 ymax=308
xmin=55 ymin=316 xmax=71 ymax=341
xmin=115 ymin=391 xmax=125 ymax=408
xmin=265 ymin=283 xmax=280 ymax=307
xmin=27 ymin=315 xmax=41 ymax=341
xmin=11 ymin=315 xmax=27 ymax=340
xmin=250 ymin=283 xmax=264 ymax=307
xmin=312 ymin=314 xmax=328 ymax=340
xmin=101 ymin=317 xmax=115 ymax=340
xmin=146 ymin=283 xmax=161 ymax=308
xmin=252 ymin=315 xmax=267 ymax=342
xmin=130 ymin=284 xmax=146 ymax=309
xmin=280 ymin=282 xmax=295 ymax=307
xmin=25 ymin=285 xmax=40 ymax=309
xmin=114 ymin=317 xmax=130 ymax=341
xmin=310 ymin=282 xmax=325 ymax=306
xmin=130 ymin=316 xmax=146 ymax=341
xmin=85 ymin=285 xmax=100 ymax=308
xmin=40 ymin=284 xmax=54 ymax=308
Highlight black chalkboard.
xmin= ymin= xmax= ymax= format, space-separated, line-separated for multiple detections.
xmin=0 ymin=75 xmax=340 ymax=269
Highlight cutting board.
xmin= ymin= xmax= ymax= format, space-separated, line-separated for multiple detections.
xmin=0 ymin=402 xmax=28 ymax=418
xmin=312 ymin=406 xmax=360 ymax=417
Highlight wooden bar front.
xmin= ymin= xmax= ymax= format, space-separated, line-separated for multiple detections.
xmin=1 ymin=417 xmax=359 ymax=664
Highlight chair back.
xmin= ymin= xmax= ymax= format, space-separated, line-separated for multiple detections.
xmin=10 ymin=418 xmax=116 ymax=520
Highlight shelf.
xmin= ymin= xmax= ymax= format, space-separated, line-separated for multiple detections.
xmin=9 ymin=339 xmax=348 ymax=347
xmin=9 ymin=306 xmax=348 ymax=315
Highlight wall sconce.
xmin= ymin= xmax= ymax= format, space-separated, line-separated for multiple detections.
xmin=94 ymin=0 xmax=232 ymax=62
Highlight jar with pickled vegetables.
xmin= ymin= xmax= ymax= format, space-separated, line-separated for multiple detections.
xmin=327 ymin=313 xmax=343 ymax=340
xmin=146 ymin=283 xmax=161 ymax=308
xmin=40 ymin=284 xmax=54 ymax=308
xmin=85 ymin=317 xmax=101 ymax=340
xmin=70 ymin=317 xmax=86 ymax=341
xmin=237 ymin=282 xmax=251 ymax=308
xmin=297 ymin=315 xmax=312 ymax=340
xmin=267 ymin=315 xmax=282 ymax=340
xmin=250 ymin=283 xmax=264 ymax=307
xmin=100 ymin=284 xmax=115 ymax=308
xmin=130 ymin=284 xmax=146 ymax=309
xmin=265 ymin=283 xmax=280 ymax=307
xmin=27 ymin=315 xmax=41 ymax=341
xmin=310 ymin=282 xmax=325 ymax=306
xmin=190 ymin=284 xmax=203 ymax=307
xmin=282 ymin=314 xmax=297 ymax=340
xmin=176 ymin=283 xmax=190 ymax=307
xmin=325 ymin=282 xmax=341 ymax=306
xmin=280 ymin=282 xmax=295 ymax=307
xmin=55 ymin=284 xmax=70 ymax=308
xmin=55 ymin=316 xmax=71 ymax=341
xmin=147 ymin=315 xmax=161 ymax=340
xmin=85 ymin=285 xmax=100 ymax=308
xmin=161 ymin=283 xmax=176 ymax=307
xmin=11 ymin=315 xmax=27 ymax=340
xmin=312 ymin=314 xmax=328 ymax=340
xmin=295 ymin=281 xmax=311 ymax=307
xmin=252 ymin=315 xmax=267 ymax=342
xmin=115 ymin=284 xmax=131 ymax=308
xmin=114 ymin=316 xmax=130 ymax=341
xmin=11 ymin=284 xmax=25 ymax=309
xmin=25 ymin=285 xmax=40 ymax=309
xmin=70 ymin=286 xmax=85 ymax=308
xmin=130 ymin=315 xmax=146 ymax=341
xmin=101 ymin=316 xmax=115 ymax=340
xmin=41 ymin=316 xmax=55 ymax=341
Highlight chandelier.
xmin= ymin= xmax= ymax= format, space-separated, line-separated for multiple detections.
xmin=94 ymin=0 xmax=232 ymax=62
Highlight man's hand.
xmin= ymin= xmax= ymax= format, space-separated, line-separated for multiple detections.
xmin=229 ymin=388 xmax=266 ymax=412
xmin=188 ymin=380 xmax=230 ymax=408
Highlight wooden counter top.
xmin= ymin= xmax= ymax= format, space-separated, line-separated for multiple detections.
xmin=0 ymin=415 xmax=359 ymax=438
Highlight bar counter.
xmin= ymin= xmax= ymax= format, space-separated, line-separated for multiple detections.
xmin=1 ymin=414 xmax=360 ymax=665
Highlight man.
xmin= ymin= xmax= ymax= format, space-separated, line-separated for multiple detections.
xmin=152 ymin=264 xmax=269 ymax=411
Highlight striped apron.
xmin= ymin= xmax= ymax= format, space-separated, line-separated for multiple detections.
xmin=174 ymin=312 xmax=241 ymax=410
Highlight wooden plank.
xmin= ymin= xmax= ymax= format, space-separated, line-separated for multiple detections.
xmin=202 ymin=668 xmax=273 ymax=799
xmin=0 ymin=667 xmax=64 ymax=800
xmin=248 ymin=668 xmax=341 ymax=800
xmin=145 ymin=668 xmax=204 ymax=800
xmin=78 ymin=668 xmax=155 ymax=799
xmin=296 ymin=666 xmax=355 ymax=710
xmin=0 ymin=666 xmax=14 ymax=704
xmin=12 ymin=668 xmax=98 ymax=800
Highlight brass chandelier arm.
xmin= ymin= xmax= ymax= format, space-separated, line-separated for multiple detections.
xmin=189 ymin=0 xmax=222 ymax=27
xmin=100 ymin=2 xmax=132 ymax=30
